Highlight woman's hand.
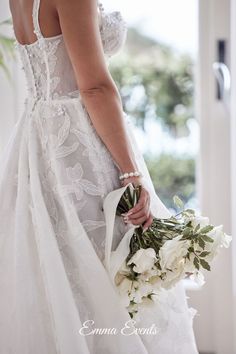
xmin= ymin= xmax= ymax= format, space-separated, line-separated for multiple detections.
xmin=121 ymin=177 xmax=153 ymax=231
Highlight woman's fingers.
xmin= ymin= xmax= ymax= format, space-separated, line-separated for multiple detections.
xmin=126 ymin=215 xmax=148 ymax=226
xmin=127 ymin=199 xmax=149 ymax=220
xmin=142 ymin=214 xmax=153 ymax=231
xmin=122 ymin=186 xmax=152 ymax=228
xmin=128 ymin=189 xmax=148 ymax=214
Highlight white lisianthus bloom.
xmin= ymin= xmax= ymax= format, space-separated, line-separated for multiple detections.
xmin=135 ymin=281 xmax=154 ymax=299
xmin=191 ymin=216 xmax=210 ymax=228
xmin=117 ymin=278 xmax=132 ymax=307
xmin=127 ymin=248 xmax=157 ymax=274
xmin=117 ymin=278 xmax=139 ymax=307
xmin=126 ymin=302 xmax=140 ymax=322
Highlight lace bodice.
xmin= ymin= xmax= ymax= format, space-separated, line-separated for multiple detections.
xmin=16 ymin=0 xmax=127 ymax=101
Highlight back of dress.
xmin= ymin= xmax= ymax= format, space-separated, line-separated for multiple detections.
xmin=16 ymin=0 xmax=127 ymax=101
xmin=0 ymin=0 xmax=198 ymax=353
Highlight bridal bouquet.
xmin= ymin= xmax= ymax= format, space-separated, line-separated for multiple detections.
xmin=114 ymin=184 xmax=232 ymax=319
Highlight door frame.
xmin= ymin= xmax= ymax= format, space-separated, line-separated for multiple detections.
xmin=230 ymin=1 xmax=236 ymax=351
xmin=189 ymin=1 xmax=234 ymax=353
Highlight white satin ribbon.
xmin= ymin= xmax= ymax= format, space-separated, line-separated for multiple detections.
xmin=103 ymin=183 xmax=137 ymax=285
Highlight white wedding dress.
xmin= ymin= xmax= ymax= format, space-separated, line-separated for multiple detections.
xmin=0 ymin=0 xmax=199 ymax=353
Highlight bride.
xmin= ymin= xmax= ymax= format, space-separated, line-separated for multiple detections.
xmin=0 ymin=0 xmax=198 ymax=352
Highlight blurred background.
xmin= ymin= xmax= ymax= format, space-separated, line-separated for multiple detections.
xmin=0 ymin=0 xmax=236 ymax=353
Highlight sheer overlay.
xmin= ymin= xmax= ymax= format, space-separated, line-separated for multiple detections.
xmin=0 ymin=1 xmax=198 ymax=353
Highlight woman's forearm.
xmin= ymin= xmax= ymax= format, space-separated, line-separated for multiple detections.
xmin=80 ymin=81 xmax=139 ymax=174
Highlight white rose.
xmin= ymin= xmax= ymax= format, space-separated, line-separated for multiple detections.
xmin=208 ymin=226 xmax=232 ymax=249
xmin=127 ymin=248 xmax=157 ymax=274
xmin=159 ymin=235 xmax=190 ymax=270
xmin=191 ymin=216 xmax=210 ymax=228
xmin=159 ymin=236 xmax=190 ymax=289
xmin=161 ymin=259 xmax=186 ymax=289
xmin=206 ymin=225 xmax=232 ymax=260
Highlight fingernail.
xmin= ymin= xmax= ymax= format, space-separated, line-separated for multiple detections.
xmin=124 ymin=219 xmax=131 ymax=224
xmin=143 ymin=227 xmax=148 ymax=233
xmin=126 ymin=211 xmax=133 ymax=216
xmin=121 ymin=213 xmax=127 ymax=216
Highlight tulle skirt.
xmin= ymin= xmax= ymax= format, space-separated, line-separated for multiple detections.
xmin=0 ymin=95 xmax=198 ymax=353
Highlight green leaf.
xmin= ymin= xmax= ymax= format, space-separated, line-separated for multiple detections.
xmin=200 ymin=225 xmax=214 ymax=234
xmin=198 ymin=238 xmax=206 ymax=249
xmin=199 ymin=251 xmax=211 ymax=257
xmin=193 ymin=257 xmax=200 ymax=270
xmin=185 ymin=253 xmax=190 ymax=260
xmin=194 ymin=224 xmax=201 ymax=233
xmin=200 ymin=259 xmax=211 ymax=271
xmin=183 ymin=227 xmax=192 ymax=237
xmin=173 ymin=195 xmax=184 ymax=209
xmin=201 ymin=235 xmax=214 ymax=243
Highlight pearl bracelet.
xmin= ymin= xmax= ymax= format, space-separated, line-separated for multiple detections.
xmin=119 ymin=171 xmax=142 ymax=181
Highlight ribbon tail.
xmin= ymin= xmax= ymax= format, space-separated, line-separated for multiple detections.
xmin=103 ymin=183 xmax=135 ymax=282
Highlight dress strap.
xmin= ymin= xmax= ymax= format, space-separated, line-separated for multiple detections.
xmin=32 ymin=0 xmax=43 ymax=39
xmin=32 ymin=0 xmax=51 ymax=101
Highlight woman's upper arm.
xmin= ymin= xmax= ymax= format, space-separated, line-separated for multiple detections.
xmin=55 ymin=0 xmax=112 ymax=91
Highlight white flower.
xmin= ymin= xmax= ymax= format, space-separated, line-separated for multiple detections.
xmin=223 ymin=234 xmax=232 ymax=248
xmin=159 ymin=235 xmax=190 ymax=270
xmin=127 ymin=248 xmax=157 ymax=274
xmin=136 ymin=281 xmax=154 ymax=299
xmin=161 ymin=259 xmax=186 ymax=289
xmin=191 ymin=216 xmax=210 ymax=228
xmin=208 ymin=226 xmax=232 ymax=249
xmin=117 ymin=278 xmax=139 ymax=307
xmin=189 ymin=271 xmax=205 ymax=286
xmin=138 ymin=266 xmax=160 ymax=281
xmin=159 ymin=236 xmax=191 ymax=289
xmin=115 ymin=261 xmax=132 ymax=286
xmin=205 ymin=225 xmax=232 ymax=260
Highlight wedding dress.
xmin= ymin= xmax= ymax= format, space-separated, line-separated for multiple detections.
xmin=0 ymin=0 xmax=199 ymax=353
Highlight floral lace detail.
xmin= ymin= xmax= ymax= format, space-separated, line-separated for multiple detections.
xmin=16 ymin=0 xmax=127 ymax=101
xmin=31 ymin=98 xmax=121 ymax=264
xmin=58 ymin=162 xmax=102 ymax=201
xmin=17 ymin=38 xmax=62 ymax=100
xmin=99 ymin=10 xmax=127 ymax=57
